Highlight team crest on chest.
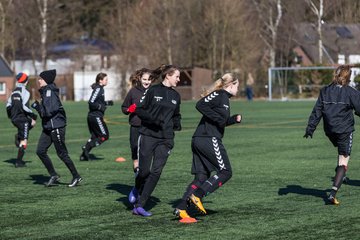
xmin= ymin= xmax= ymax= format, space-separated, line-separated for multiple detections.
xmin=154 ymin=96 xmax=163 ymax=102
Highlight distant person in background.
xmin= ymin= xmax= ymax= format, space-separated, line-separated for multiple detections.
xmin=31 ymin=69 xmax=82 ymax=187
xmin=121 ymin=68 xmax=153 ymax=174
xmin=6 ymin=73 xmax=37 ymax=168
xmin=245 ymin=72 xmax=254 ymax=101
xmin=80 ymin=72 xmax=113 ymax=161
xmin=173 ymin=73 xmax=242 ymax=223
xmin=128 ymin=64 xmax=182 ymax=217
xmin=304 ymin=64 xmax=360 ymax=205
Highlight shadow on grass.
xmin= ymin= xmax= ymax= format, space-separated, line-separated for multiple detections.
xmin=4 ymin=158 xmax=31 ymax=167
xmin=343 ymin=179 xmax=360 ymax=186
xmin=278 ymin=185 xmax=331 ymax=204
xmin=27 ymin=174 xmax=67 ymax=186
xmin=106 ymin=183 xmax=160 ymax=211
xmin=88 ymin=154 xmax=104 ymax=161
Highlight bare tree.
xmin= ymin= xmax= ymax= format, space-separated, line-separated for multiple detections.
xmin=252 ymin=0 xmax=283 ymax=68
xmin=0 ymin=0 xmax=13 ymax=57
xmin=306 ymin=0 xmax=323 ymax=64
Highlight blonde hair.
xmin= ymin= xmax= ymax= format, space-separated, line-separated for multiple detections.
xmin=333 ymin=65 xmax=351 ymax=86
xmin=201 ymin=73 xmax=238 ymax=97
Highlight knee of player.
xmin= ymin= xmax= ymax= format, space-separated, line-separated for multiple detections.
xmin=221 ymin=169 xmax=232 ymax=181
xmin=137 ymin=169 xmax=150 ymax=178
xmin=36 ymin=148 xmax=46 ymax=156
xmin=100 ymin=136 xmax=109 ymax=143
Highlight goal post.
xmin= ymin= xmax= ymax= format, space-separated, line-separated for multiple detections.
xmin=268 ymin=66 xmax=337 ymax=101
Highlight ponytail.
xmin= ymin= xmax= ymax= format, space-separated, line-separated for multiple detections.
xmin=201 ymin=73 xmax=238 ymax=97
xmin=92 ymin=72 xmax=107 ymax=89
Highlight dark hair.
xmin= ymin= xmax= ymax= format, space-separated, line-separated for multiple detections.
xmin=129 ymin=68 xmax=152 ymax=87
xmin=92 ymin=72 xmax=107 ymax=89
xmin=333 ymin=65 xmax=351 ymax=86
xmin=151 ymin=64 xmax=180 ymax=82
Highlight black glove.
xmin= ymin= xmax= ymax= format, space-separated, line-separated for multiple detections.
xmin=105 ymin=100 xmax=114 ymax=106
xmin=303 ymin=131 xmax=313 ymax=139
xmin=31 ymin=101 xmax=40 ymax=111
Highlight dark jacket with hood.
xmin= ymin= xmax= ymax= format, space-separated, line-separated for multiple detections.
xmin=193 ymin=89 xmax=238 ymax=139
xmin=306 ymin=83 xmax=360 ymax=135
xmin=36 ymin=83 xmax=66 ymax=131
xmin=121 ymin=85 xmax=146 ymax=127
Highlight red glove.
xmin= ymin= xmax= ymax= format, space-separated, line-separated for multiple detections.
xmin=127 ymin=103 xmax=137 ymax=113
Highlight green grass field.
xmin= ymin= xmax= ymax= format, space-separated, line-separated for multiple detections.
xmin=1 ymin=100 xmax=360 ymax=240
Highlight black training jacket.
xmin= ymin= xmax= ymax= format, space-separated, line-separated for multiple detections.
xmin=136 ymin=83 xmax=181 ymax=139
xmin=88 ymin=84 xmax=107 ymax=118
xmin=6 ymin=84 xmax=37 ymax=123
xmin=193 ymin=89 xmax=238 ymax=139
xmin=37 ymin=83 xmax=66 ymax=130
xmin=121 ymin=86 xmax=146 ymax=127
xmin=306 ymin=83 xmax=360 ymax=135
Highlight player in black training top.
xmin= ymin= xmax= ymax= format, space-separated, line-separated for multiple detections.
xmin=305 ymin=64 xmax=360 ymax=205
xmin=80 ymin=72 xmax=113 ymax=161
xmin=31 ymin=69 xmax=82 ymax=187
xmin=174 ymin=73 xmax=242 ymax=223
xmin=121 ymin=68 xmax=153 ymax=173
xmin=6 ymin=72 xmax=37 ymax=167
xmin=128 ymin=64 xmax=181 ymax=217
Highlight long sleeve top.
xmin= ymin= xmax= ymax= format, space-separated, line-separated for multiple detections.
xmin=306 ymin=83 xmax=360 ymax=135
xmin=88 ymin=84 xmax=107 ymax=118
xmin=6 ymin=83 xmax=37 ymax=122
xmin=136 ymin=83 xmax=181 ymax=139
xmin=121 ymin=86 xmax=146 ymax=127
xmin=193 ymin=89 xmax=238 ymax=139
xmin=36 ymin=83 xmax=66 ymax=130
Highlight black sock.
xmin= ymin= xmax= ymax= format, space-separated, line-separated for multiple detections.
xmin=330 ymin=165 xmax=346 ymax=196
xmin=17 ymin=146 xmax=25 ymax=162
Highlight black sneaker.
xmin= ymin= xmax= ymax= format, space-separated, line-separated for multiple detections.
xmin=45 ymin=175 xmax=60 ymax=187
xmin=68 ymin=176 xmax=82 ymax=187
xmin=15 ymin=160 xmax=26 ymax=168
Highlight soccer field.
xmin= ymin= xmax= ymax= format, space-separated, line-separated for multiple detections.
xmin=1 ymin=100 xmax=360 ymax=240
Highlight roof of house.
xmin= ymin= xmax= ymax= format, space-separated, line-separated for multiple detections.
xmin=293 ymin=23 xmax=360 ymax=64
xmin=0 ymin=54 xmax=13 ymax=77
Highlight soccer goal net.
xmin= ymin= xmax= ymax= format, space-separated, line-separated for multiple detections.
xmin=267 ymin=66 xmax=342 ymax=101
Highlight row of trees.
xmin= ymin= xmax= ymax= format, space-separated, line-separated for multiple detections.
xmin=1 ymin=0 xmax=360 ymax=95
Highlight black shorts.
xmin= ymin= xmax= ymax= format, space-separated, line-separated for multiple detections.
xmin=87 ymin=115 xmax=109 ymax=139
xmin=326 ymin=132 xmax=353 ymax=156
xmin=13 ymin=119 xmax=31 ymax=140
xmin=191 ymin=136 xmax=232 ymax=175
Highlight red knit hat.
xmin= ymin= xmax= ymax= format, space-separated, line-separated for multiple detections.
xmin=16 ymin=72 xmax=29 ymax=84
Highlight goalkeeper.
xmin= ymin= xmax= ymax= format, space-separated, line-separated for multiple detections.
xmin=304 ymin=64 xmax=360 ymax=205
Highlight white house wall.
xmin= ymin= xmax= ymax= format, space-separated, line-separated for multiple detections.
xmin=74 ymin=71 xmax=125 ymax=101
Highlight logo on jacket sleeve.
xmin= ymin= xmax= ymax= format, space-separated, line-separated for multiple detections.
xmin=204 ymin=92 xmax=219 ymax=102
xmin=172 ymin=100 xmax=177 ymax=105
